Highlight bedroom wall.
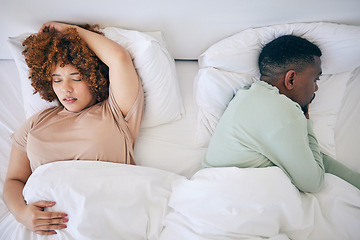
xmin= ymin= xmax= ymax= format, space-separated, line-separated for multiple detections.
xmin=1 ymin=0 xmax=360 ymax=60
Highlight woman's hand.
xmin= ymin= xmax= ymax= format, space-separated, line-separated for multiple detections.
xmin=4 ymin=147 xmax=68 ymax=235
xmin=20 ymin=200 xmax=68 ymax=235
xmin=4 ymin=146 xmax=68 ymax=235
xmin=38 ymin=22 xmax=74 ymax=34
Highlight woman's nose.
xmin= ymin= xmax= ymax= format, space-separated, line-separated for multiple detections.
xmin=62 ymin=81 xmax=73 ymax=93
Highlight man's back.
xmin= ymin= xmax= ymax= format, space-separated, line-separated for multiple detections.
xmin=203 ymin=80 xmax=325 ymax=192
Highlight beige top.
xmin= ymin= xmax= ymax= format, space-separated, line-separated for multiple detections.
xmin=12 ymin=81 xmax=144 ymax=171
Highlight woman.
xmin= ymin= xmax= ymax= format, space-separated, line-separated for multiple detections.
xmin=3 ymin=22 xmax=144 ymax=235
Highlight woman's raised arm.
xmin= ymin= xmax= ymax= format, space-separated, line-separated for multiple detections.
xmin=40 ymin=22 xmax=140 ymax=116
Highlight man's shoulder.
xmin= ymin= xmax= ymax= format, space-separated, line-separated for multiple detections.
xmin=227 ymin=80 xmax=303 ymax=124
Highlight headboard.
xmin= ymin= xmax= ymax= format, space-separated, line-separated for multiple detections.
xmin=1 ymin=0 xmax=360 ymax=60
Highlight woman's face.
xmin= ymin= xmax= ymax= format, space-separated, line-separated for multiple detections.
xmin=52 ymin=64 xmax=96 ymax=112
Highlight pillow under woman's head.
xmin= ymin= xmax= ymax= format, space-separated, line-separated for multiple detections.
xmin=195 ymin=22 xmax=360 ymax=158
xmin=7 ymin=26 xmax=184 ymax=128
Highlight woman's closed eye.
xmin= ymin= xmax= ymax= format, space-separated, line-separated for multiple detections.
xmin=52 ymin=78 xmax=81 ymax=83
xmin=53 ymin=78 xmax=62 ymax=83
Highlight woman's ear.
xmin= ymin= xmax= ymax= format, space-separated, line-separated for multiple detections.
xmin=284 ymin=70 xmax=296 ymax=90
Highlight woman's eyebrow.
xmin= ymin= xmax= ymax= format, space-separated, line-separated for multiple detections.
xmin=52 ymin=72 xmax=79 ymax=76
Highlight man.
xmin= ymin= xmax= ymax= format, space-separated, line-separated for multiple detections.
xmin=203 ymin=35 xmax=360 ymax=193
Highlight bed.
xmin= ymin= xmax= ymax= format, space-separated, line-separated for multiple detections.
xmin=0 ymin=0 xmax=360 ymax=239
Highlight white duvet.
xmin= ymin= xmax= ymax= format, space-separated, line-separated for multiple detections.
xmin=0 ymin=161 xmax=359 ymax=240
xmin=161 ymin=167 xmax=360 ymax=240
xmin=0 ymin=161 xmax=181 ymax=240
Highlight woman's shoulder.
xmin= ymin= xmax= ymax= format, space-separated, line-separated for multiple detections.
xmin=27 ymin=105 xmax=63 ymax=124
xmin=13 ymin=105 xmax=63 ymax=139
xmin=36 ymin=105 xmax=62 ymax=116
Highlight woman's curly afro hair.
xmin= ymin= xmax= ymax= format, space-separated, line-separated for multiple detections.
xmin=22 ymin=24 xmax=109 ymax=103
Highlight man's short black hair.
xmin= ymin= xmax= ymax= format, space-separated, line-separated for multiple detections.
xmin=258 ymin=35 xmax=322 ymax=79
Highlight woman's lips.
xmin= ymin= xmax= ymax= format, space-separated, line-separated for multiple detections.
xmin=63 ymin=97 xmax=77 ymax=104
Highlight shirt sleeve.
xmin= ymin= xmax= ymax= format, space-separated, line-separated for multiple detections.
xmin=322 ymin=153 xmax=360 ymax=189
xmin=107 ymin=77 xmax=144 ymax=145
xmin=123 ymin=78 xmax=144 ymax=143
xmin=265 ymin=118 xmax=325 ymax=193
xmin=11 ymin=114 xmax=37 ymax=153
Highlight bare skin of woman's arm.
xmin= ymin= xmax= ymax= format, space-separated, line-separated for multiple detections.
xmin=3 ymin=145 xmax=68 ymax=235
xmin=40 ymin=22 xmax=140 ymax=116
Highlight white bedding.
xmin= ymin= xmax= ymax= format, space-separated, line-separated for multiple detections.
xmin=0 ymin=161 xmax=182 ymax=240
xmin=1 ymin=161 xmax=359 ymax=240
xmin=0 ymin=2 xmax=360 ymax=238
xmin=0 ymin=60 xmax=25 ymax=224
xmin=0 ymin=60 xmax=207 ymax=239
xmin=161 ymin=167 xmax=360 ymax=240
xmin=195 ymin=22 xmax=360 ymax=160
xmin=1 ymin=52 xmax=360 ymax=240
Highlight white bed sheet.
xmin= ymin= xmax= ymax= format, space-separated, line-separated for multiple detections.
xmin=135 ymin=60 xmax=206 ymax=178
xmin=0 ymin=60 xmax=25 ymax=223
xmin=335 ymin=66 xmax=360 ymax=172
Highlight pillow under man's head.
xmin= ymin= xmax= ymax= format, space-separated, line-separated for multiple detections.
xmin=258 ymin=35 xmax=322 ymax=81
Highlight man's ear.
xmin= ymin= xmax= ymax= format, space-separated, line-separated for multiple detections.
xmin=284 ymin=70 xmax=296 ymax=90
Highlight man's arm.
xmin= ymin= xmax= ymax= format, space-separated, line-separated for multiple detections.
xmin=322 ymin=153 xmax=360 ymax=189
xmin=265 ymin=117 xmax=325 ymax=193
xmin=305 ymin=105 xmax=359 ymax=190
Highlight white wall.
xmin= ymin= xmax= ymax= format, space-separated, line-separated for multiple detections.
xmin=1 ymin=0 xmax=359 ymax=59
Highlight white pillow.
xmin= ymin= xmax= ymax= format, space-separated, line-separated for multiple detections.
xmin=309 ymin=70 xmax=353 ymax=158
xmin=7 ymin=27 xmax=184 ymax=128
xmin=195 ymin=68 xmax=257 ymax=144
xmin=195 ymin=22 xmax=360 ymax=158
xmin=7 ymin=33 xmax=58 ymax=116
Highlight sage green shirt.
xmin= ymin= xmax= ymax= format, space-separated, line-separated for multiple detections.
xmin=203 ymin=81 xmax=360 ymax=192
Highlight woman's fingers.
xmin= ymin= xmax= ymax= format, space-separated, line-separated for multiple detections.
xmin=38 ymin=22 xmax=72 ymax=34
xmin=38 ymin=23 xmax=54 ymax=33
xmin=34 ymin=230 xmax=58 ymax=235
xmin=36 ymin=211 xmax=68 ymax=224
xmin=33 ymin=213 xmax=68 ymax=234
xmin=28 ymin=201 xmax=68 ymax=235
xmin=33 ymin=200 xmax=56 ymax=208
xmin=35 ymin=222 xmax=68 ymax=230
xmin=33 ymin=218 xmax=68 ymax=235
